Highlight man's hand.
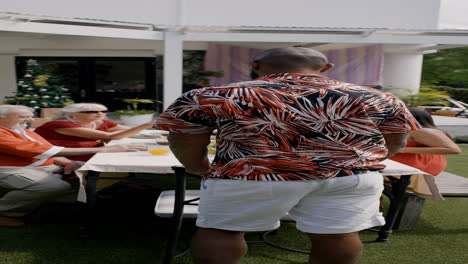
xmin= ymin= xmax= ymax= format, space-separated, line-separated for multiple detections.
xmin=168 ymin=132 xmax=212 ymax=175
xmin=63 ymin=161 xmax=82 ymax=174
xmin=53 ymin=157 xmax=82 ymax=174
xmin=381 ymin=132 xmax=409 ymax=160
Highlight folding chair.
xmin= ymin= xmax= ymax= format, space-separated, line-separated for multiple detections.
xmin=154 ymin=167 xmax=201 ymax=264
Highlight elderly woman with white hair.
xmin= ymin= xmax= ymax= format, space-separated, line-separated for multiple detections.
xmin=35 ymin=103 xmax=154 ymax=162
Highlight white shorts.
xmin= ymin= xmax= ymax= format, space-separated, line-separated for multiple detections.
xmin=196 ymin=172 xmax=385 ymax=234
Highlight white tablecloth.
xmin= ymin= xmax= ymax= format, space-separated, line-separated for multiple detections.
xmin=76 ymin=138 xmax=429 ymax=202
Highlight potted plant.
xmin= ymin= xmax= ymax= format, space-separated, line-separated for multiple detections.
xmin=113 ymin=98 xmax=159 ymax=126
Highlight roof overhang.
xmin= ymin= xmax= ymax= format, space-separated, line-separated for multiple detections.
xmin=180 ymin=26 xmax=468 ymax=46
xmin=0 ymin=12 xmax=164 ymax=40
xmin=1 ymin=12 xmax=468 ymax=47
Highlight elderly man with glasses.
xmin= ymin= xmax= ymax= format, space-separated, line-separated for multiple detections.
xmin=0 ymin=105 xmax=146 ymax=227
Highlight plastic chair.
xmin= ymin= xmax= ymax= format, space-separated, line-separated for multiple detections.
xmin=154 ymin=167 xmax=201 ymax=264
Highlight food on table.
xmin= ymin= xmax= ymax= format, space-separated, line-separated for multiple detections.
xmin=148 ymin=148 xmax=170 ymax=155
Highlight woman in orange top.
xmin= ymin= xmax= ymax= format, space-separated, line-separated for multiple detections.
xmin=391 ymin=108 xmax=461 ymax=176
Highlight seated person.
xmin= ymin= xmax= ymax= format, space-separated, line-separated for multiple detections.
xmin=391 ymin=108 xmax=461 ymax=176
xmin=35 ymin=103 xmax=154 ymax=162
xmin=0 ymin=105 xmax=145 ymax=227
xmin=390 ymin=108 xmax=461 ymax=199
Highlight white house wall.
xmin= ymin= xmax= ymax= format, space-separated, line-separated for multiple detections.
xmin=1 ymin=0 xmax=178 ymax=26
xmin=439 ymin=0 xmax=468 ymax=29
xmin=184 ymin=0 xmax=440 ymax=29
xmin=3 ymin=0 xmax=441 ymax=29
xmin=383 ymin=52 xmax=424 ymax=94
xmin=0 ymin=33 xmax=165 ymax=55
xmin=0 ymin=55 xmax=17 ymax=99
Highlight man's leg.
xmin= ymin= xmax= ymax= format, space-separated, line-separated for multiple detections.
xmin=191 ymin=228 xmax=247 ymax=264
xmin=307 ymin=232 xmax=363 ymax=264
xmin=0 ymin=167 xmax=71 ymax=218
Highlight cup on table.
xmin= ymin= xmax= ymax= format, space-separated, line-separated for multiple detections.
xmin=148 ymin=145 xmax=170 ymax=155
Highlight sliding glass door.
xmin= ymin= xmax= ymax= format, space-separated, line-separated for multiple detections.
xmin=16 ymin=57 xmax=158 ymax=111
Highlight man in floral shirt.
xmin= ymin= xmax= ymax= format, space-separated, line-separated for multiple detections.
xmin=155 ymin=47 xmax=420 ymax=264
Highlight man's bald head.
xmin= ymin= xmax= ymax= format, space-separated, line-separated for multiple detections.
xmin=252 ymin=47 xmax=332 ymax=76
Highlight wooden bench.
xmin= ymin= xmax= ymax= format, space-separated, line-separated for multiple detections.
xmin=394 ymin=171 xmax=468 ymax=230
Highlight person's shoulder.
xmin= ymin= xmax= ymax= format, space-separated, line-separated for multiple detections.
xmin=206 ymin=80 xmax=270 ymax=90
xmin=410 ymin=127 xmax=447 ymax=141
xmin=38 ymin=120 xmax=79 ymax=129
xmin=24 ymin=128 xmax=44 ymax=138
xmin=333 ymin=81 xmax=381 ymax=92
xmin=185 ymin=81 xmax=271 ymax=95
xmin=223 ymin=80 xmax=286 ymax=92
xmin=102 ymin=119 xmax=116 ymax=124
xmin=41 ymin=120 xmax=70 ymax=125
xmin=102 ymin=119 xmax=119 ymax=127
xmin=344 ymin=85 xmax=400 ymax=101
xmin=0 ymin=126 xmax=14 ymax=135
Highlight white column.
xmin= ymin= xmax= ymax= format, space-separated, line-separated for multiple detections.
xmin=163 ymin=31 xmax=184 ymax=110
xmin=383 ymin=52 xmax=424 ymax=95
xmin=0 ymin=55 xmax=17 ymax=100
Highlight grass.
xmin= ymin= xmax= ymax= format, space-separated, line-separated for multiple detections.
xmin=445 ymin=144 xmax=468 ymax=178
xmin=0 ymin=146 xmax=467 ymax=264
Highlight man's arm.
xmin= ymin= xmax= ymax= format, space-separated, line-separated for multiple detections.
xmin=53 ymin=122 xmax=154 ymax=141
xmin=381 ymin=132 xmax=409 ymax=160
xmin=56 ymin=144 xmax=146 ymax=156
xmin=168 ymin=132 xmax=211 ymax=175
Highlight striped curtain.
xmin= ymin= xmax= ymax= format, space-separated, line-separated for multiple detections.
xmin=204 ymin=43 xmax=383 ymax=86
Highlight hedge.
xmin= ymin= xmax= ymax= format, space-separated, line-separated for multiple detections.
xmin=430 ymin=86 xmax=468 ymax=103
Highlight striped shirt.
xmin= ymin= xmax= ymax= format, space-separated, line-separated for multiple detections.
xmin=156 ymin=73 xmax=421 ymax=181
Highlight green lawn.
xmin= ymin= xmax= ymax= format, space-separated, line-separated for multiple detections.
xmin=0 ymin=146 xmax=467 ymax=264
xmin=445 ymin=144 xmax=468 ymax=178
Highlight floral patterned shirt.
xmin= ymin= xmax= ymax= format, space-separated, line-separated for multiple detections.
xmin=155 ymin=73 xmax=421 ymax=181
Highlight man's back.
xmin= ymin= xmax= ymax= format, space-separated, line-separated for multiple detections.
xmin=157 ymin=73 xmax=419 ymax=180
xmin=155 ymin=47 xmax=422 ymax=264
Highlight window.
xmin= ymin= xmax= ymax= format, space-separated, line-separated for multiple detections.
xmin=16 ymin=57 xmax=157 ymax=111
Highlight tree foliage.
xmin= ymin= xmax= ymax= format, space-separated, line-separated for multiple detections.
xmin=421 ymin=47 xmax=468 ymax=88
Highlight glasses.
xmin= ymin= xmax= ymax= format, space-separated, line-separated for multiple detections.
xmin=79 ymin=110 xmax=109 ymax=114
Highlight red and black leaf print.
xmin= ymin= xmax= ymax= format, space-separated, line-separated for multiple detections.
xmin=156 ymin=73 xmax=421 ymax=181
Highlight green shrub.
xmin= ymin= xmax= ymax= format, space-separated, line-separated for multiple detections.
xmin=427 ymin=86 xmax=468 ymax=103
xmin=454 ymin=136 xmax=468 ymax=144
xmin=392 ymin=88 xmax=450 ymax=107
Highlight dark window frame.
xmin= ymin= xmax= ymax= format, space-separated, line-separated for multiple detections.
xmin=15 ymin=56 xmax=159 ymax=111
